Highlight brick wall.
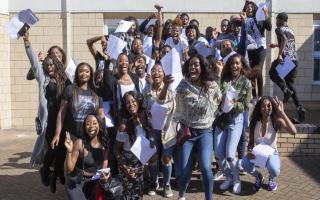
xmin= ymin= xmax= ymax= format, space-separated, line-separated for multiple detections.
xmin=277 ymin=125 xmax=320 ymax=156
xmin=0 ymin=13 xmax=12 ymax=129
xmin=9 ymin=13 xmax=64 ymax=130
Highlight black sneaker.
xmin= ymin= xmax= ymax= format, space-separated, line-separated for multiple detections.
xmin=39 ymin=167 xmax=50 ymax=186
xmin=283 ymin=88 xmax=293 ymax=103
xmin=298 ymin=106 xmax=306 ymax=122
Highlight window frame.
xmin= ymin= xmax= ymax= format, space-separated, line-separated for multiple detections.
xmin=313 ymin=20 xmax=320 ymax=84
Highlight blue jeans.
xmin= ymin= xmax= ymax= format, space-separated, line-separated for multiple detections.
xmin=242 ymin=151 xmax=281 ymax=181
xmin=179 ymin=128 xmax=213 ymax=200
xmin=149 ymin=129 xmax=177 ymax=186
xmin=237 ymin=109 xmax=249 ymax=159
xmin=214 ymin=113 xmax=243 ymax=182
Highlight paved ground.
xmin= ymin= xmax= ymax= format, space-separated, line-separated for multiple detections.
xmin=0 ymin=130 xmax=320 ymax=200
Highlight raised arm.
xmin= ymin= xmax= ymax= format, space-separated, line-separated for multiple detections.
xmin=64 ymin=132 xmax=81 ymax=174
xmin=86 ymin=36 xmax=102 ymax=57
xmin=154 ymin=5 xmax=163 ymax=47
xmin=273 ymin=97 xmax=297 ymax=135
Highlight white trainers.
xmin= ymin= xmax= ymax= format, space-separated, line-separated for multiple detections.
xmin=233 ymin=180 xmax=242 ymax=194
xmin=178 ymin=197 xmax=185 ymax=200
xmin=219 ymin=178 xmax=233 ymax=190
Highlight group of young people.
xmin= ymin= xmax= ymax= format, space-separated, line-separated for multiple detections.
xmin=23 ymin=1 xmax=301 ymax=200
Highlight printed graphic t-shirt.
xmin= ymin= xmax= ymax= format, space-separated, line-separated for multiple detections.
xmin=62 ymin=85 xmax=103 ymax=138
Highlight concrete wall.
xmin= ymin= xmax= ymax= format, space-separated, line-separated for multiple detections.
xmin=0 ymin=13 xmax=12 ymax=129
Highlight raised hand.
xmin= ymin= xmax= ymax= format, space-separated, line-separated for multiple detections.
xmin=38 ymin=51 xmax=47 ymax=62
xmin=154 ymin=4 xmax=163 ymax=12
xmin=22 ymin=28 xmax=29 ymax=42
xmin=240 ymin=11 xmax=247 ymax=23
xmin=64 ymin=132 xmax=73 ymax=153
xmin=272 ymin=96 xmax=285 ymax=116
xmin=163 ymin=75 xmax=174 ymax=87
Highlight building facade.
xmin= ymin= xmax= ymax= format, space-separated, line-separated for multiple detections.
xmin=0 ymin=0 xmax=320 ymax=130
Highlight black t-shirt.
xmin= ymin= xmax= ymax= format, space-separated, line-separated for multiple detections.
xmin=276 ymin=26 xmax=297 ymax=61
xmin=95 ymin=52 xmax=114 ymax=71
xmin=45 ymin=81 xmax=58 ymax=135
xmin=62 ymin=85 xmax=103 ymax=138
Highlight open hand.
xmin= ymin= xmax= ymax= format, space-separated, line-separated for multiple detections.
xmin=272 ymin=96 xmax=285 ymax=116
xmin=163 ymin=75 xmax=174 ymax=87
xmin=64 ymin=132 xmax=73 ymax=153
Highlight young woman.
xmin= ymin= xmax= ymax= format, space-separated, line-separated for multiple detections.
xmin=165 ymin=17 xmax=189 ymax=61
xmin=242 ymin=96 xmax=296 ymax=191
xmin=143 ymin=63 xmax=176 ymax=197
xmin=214 ymin=54 xmax=252 ymax=194
xmin=185 ymin=24 xmax=208 ymax=56
xmin=114 ymin=91 xmax=154 ymax=200
xmin=51 ymin=62 xmax=104 ymax=148
xmin=64 ymin=113 xmax=109 ymax=200
xmin=240 ymin=1 xmax=271 ymax=99
xmin=174 ymin=54 xmax=222 ymax=200
xmin=216 ymin=19 xmax=232 ymax=41
xmin=22 ymin=30 xmax=69 ymax=193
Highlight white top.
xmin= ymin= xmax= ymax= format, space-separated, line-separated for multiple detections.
xmin=139 ymin=77 xmax=147 ymax=93
xmin=116 ymin=124 xmax=147 ymax=151
xmin=254 ymin=120 xmax=278 ymax=149
xmin=165 ymin=37 xmax=189 ymax=59
xmin=116 ymin=83 xmax=136 ymax=110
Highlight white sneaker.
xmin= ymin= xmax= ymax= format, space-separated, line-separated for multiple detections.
xmin=178 ymin=197 xmax=185 ymax=200
xmin=219 ymin=178 xmax=233 ymax=190
xmin=233 ymin=180 xmax=242 ymax=194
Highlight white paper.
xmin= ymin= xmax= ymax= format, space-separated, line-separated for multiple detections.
xmin=143 ymin=36 xmax=153 ymax=58
xmin=223 ymin=51 xmax=237 ymax=65
xmin=150 ymin=102 xmax=169 ymax=130
xmin=147 ymin=58 xmax=155 ymax=75
xmin=276 ymin=56 xmax=296 ymax=79
xmin=114 ymin=20 xmax=133 ymax=33
xmin=256 ymin=1 xmax=270 ymax=22
xmin=222 ymin=85 xmax=239 ymax=113
xmin=91 ymin=168 xmax=110 ymax=181
xmin=160 ymin=48 xmax=183 ymax=91
xmin=251 ymin=143 xmax=275 ymax=168
xmin=103 ymin=102 xmax=114 ymax=128
xmin=215 ymin=49 xmax=222 ymax=60
xmin=181 ymin=28 xmax=187 ymax=40
xmin=194 ymin=42 xmax=213 ymax=57
xmin=107 ymin=35 xmax=127 ymax=60
xmin=130 ymin=134 xmax=156 ymax=165
xmin=65 ymin=58 xmax=77 ymax=83
xmin=5 ymin=16 xmax=25 ymax=40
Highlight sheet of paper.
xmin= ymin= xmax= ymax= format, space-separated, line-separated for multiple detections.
xmin=18 ymin=9 xmax=39 ymax=25
xmin=91 ymin=168 xmax=110 ymax=181
xmin=256 ymin=1 xmax=270 ymax=22
xmin=251 ymin=143 xmax=275 ymax=168
xmin=143 ymin=36 xmax=153 ymax=58
xmin=130 ymin=134 xmax=156 ymax=165
xmin=194 ymin=42 xmax=213 ymax=57
xmin=114 ymin=20 xmax=133 ymax=33
xmin=222 ymin=85 xmax=239 ymax=113
xmin=215 ymin=49 xmax=222 ymax=60
xmin=147 ymin=58 xmax=155 ymax=75
xmin=5 ymin=16 xmax=25 ymax=40
xmin=103 ymin=101 xmax=114 ymax=127
xmin=107 ymin=34 xmax=127 ymax=60
xmin=160 ymin=48 xmax=183 ymax=91
xmin=181 ymin=28 xmax=187 ymax=40
xmin=65 ymin=58 xmax=77 ymax=83
xmin=150 ymin=102 xmax=169 ymax=130
xmin=276 ymin=56 xmax=296 ymax=79
xmin=223 ymin=51 xmax=237 ymax=65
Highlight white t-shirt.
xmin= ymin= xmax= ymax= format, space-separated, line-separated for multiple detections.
xmin=165 ymin=37 xmax=189 ymax=58
xmin=254 ymin=121 xmax=278 ymax=149
xmin=116 ymin=124 xmax=147 ymax=151
xmin=116 ymin=83 xmax=136 ymax=110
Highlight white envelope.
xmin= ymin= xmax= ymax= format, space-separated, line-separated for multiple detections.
xmin=130 ymin=134 xmax=156 ymax=165
xmin=65 ymin=58 xmax=77 ymax=83
xmin=143 ymin=36 xmax=153 ymax=58
xmin=276 ymin=56 xmax=296 ymax=79
xmin=222 ymin=85 xmax=239 ymax=113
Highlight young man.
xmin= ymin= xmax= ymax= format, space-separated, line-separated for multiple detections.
xmin=269 ymin=12 xmax=306 ymax=122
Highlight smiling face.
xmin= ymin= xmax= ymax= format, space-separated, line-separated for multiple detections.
xmin=147 ymin=25 xmax=155 ymax=37
xmin=246 ymin=3 xmax=255 ymax=17
xmin=44 ymin=58 xmax=57 ymax=78
xmin=125 ymin=94 xmax=138 ymax=115
xmin=50 ymin=47 xmax=63 ymax=63
xmin=188 ymin=57 xmax=201 ymax=82
xmin=260 ymin=99 xmax=273 ymax=118
xmin=151 ymin=64 xmax=164 ymax=84
xmin=132 ymin=39 xmax=143 ymax=54
xmin=85 ymin=115 xmax=100 ymax=138
xmin=77 ymin=64 xmax=91 ymax=84
xmin=134 ymin=57 xmax=146 ymax=77
xmin=187 ymin=28 xmax=197 ymax=41
xmin=230 ymin=56 xmax=243 ymax=79
xmin=171 ymin=25 xmax=181 ymax=41
xmin=220 ymin=20 xmax=229 ymax=34
xmin=117 ymin=54 xmax=129 ymax=75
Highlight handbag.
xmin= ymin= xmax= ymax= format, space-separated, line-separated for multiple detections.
xmin=176 ymin=122 xmax=191 ymax=146
xmin=101 ymin=177 xmax=123 ymax=200
xmin=214 ymin=112 xmax=233 ymax=130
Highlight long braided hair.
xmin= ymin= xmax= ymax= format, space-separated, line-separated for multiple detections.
xmin=42 ymin=54 xmax=68 ymax=100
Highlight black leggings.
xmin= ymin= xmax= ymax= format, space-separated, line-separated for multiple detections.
xmin=269 ymin=59 xmax=301 ymax=107
xmin=43 ymin=130 xmax=66 ymax=179
xmin=247 ymin=47 xmax=266 ymax=97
